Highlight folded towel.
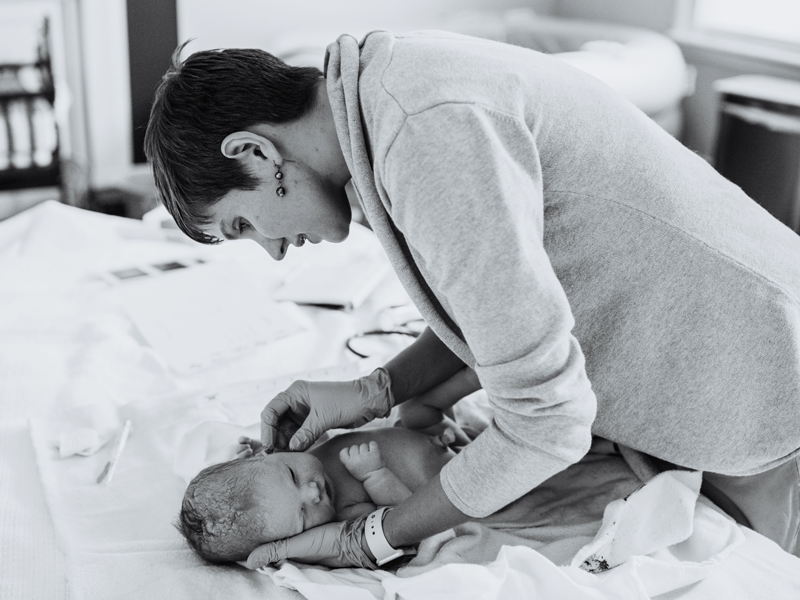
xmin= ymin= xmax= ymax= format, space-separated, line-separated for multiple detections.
xmin=52 ymin=403 xmax=121 ymax=458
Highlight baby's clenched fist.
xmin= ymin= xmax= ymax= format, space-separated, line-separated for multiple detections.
xmin=339 ymin=441 xmax=384 ymax=481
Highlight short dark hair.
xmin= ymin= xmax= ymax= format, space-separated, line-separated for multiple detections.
xmin=144 ymin=42 xmax=322 ymax=244
xmin=176 ymin=457 xmax=267 ymax=563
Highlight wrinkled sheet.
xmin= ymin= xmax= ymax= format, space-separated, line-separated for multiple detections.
xmin=30 ymin=390 xmax=308 ymax=600
xmin=28 ymin=356 xmax=800 ymax=600
xmin=5 ymin=202 xmax=398 ymax=600
xmin=254 ymin=401 xmax=800 ymax=600
xmin=263 ymin=475 xmax=800 ymax=600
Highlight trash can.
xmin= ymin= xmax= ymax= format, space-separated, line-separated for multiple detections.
xmin=713 ymin=75 xmax=800 ymax=232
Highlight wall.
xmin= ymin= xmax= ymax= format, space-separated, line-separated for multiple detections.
xmin=675 ymin=34 xmax=800 ymax=160
xmin=548 ymin=0 xmax=800 ymax=160
xmin=64 ymin=0 xmax=554 ymax=192
xmin=177 ymin=0 xmax=554 ymax=54
xmin=552 ymin=0 xmax=679 ymax=32
xmin=22 ymin=0 xmax=798 ymax=193
xmin=75 ymin=0 xmax=132 ymax=187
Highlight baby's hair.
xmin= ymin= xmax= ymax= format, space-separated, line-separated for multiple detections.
xmin=176 ymin=457 xmax=267 ymax=563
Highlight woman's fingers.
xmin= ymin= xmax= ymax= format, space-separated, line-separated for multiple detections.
xmin=260 ymin=401 xmax=288 ymax=452
xmin=261 ymin=387 xmax=310 ymax=451
xmin=248 ymin=520 xmax=375 ymax=569
xmin=246 ymin=541 xmax=285 ymax=569
xmin=261 ymin=370 xmax=394 ymax=453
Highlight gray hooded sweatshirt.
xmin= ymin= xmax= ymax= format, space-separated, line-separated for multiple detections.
xmin=325 ymin=30 xmax=800 ymax=518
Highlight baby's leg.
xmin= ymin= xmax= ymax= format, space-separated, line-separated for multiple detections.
xmin=339 ymin=442 xmax=412 ymax=507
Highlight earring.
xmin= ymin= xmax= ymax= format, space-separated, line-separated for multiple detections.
xmin=274 ymin=162 xmax=286 ymax=197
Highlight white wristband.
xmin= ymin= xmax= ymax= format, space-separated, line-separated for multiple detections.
xmin=364 ymin=507 xmax=404 ymax=566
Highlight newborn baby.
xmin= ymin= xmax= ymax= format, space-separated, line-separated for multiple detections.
xmin=178 ymin=426 xmax=460 ymax=563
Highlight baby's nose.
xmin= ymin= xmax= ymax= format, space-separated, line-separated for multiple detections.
xmin=302 ymin=481 xmax=321 ymax=504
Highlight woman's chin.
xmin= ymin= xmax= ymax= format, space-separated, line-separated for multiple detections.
xmin=329 ymin=222 xmax=351 ymax=243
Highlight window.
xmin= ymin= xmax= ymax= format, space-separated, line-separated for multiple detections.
xmin=692 ymin=0 xmax=800 ymax=46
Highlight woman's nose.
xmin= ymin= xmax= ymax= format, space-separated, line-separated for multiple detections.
xmin=302 ymin=481 xmax=321 ymax=504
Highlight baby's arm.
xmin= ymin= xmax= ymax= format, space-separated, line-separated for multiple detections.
xmin=339 ymin=441 xmax=412 ymax=508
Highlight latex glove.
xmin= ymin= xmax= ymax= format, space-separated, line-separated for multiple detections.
xmin=245 ymin=517 xmax=377 ymax=570
xmin=261 ymin=368 xmax=394 ymax=452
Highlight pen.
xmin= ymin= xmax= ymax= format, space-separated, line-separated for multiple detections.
xmin=96 ymin=419 xmax=132 ymax=485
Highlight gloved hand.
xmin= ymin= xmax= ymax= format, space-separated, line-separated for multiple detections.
xmin=261 ymin=368 xmax=395 ymax=452
xmin=245 ymin=517 xmax=377 ymax=570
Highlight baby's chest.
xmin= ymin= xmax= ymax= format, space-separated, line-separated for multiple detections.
xmin=330 ymin=466 xmax=372 ymax=517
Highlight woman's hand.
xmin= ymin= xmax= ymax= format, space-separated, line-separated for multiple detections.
xmin=245 ymin=517 xmax=376 ymax=570
xmin=261 ymin=368 xmax=395 ymax=452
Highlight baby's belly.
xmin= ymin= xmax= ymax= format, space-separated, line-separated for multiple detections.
xmin=328 ymin=427 xmax=456 ymax=492
xmin=383 ymin=429 xmax=457 ymax=490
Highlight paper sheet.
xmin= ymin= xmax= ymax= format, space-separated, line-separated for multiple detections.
xmin=273 ymin=256 xmax=390 ymax=311
xmin=120 ymin=260 xmax=307 ymax=374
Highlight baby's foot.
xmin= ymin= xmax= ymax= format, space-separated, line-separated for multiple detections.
xmin=235 ymin=436 xmax=264 ymax=459
xmin=432 ymin=427 xmax=457 ymax=449
xmin=339 ymin=441 xmax=385 ymax=481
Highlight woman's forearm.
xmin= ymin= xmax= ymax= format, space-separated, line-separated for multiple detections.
xmin=383 ymin=327 xmax=466 ymax=405
xmin=362 ymin=472 xmax=469 ymax=559
xmin=360 ymin=329 xmax=471 ymax=560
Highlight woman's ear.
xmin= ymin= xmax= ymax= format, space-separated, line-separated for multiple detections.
xmin=220 ymin=131 xmax=282 ymax=166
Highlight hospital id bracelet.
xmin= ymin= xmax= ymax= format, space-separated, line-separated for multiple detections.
xmin=365 ymin=507 xmax=404 ymax=566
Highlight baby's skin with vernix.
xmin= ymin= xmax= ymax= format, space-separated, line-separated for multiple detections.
xmin=178 ymin=427 xmax=458 ymax=563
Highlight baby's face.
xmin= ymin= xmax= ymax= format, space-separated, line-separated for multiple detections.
xmin=246 ymin=451 xmax=337 ymax=541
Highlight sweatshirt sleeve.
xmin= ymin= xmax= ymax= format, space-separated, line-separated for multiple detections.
xmin=382 ymin=103 xmax=597 ymax=517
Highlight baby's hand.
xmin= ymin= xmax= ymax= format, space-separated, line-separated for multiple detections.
xmin=235 ymin=436 xmax=264 ymax=459
xmin=339 ymin=441 xmax=385 ymax=481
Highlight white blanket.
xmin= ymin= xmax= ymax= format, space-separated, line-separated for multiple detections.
xmin=255 ymin=464 xmax=761 ymax=600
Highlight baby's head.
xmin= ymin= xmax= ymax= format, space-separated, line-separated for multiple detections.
xmin=177 ymin=450 xmax=337 ymax=563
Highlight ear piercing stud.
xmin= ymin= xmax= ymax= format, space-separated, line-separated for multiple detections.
xmin=274 ymin=162 xmax=286 ymax=197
